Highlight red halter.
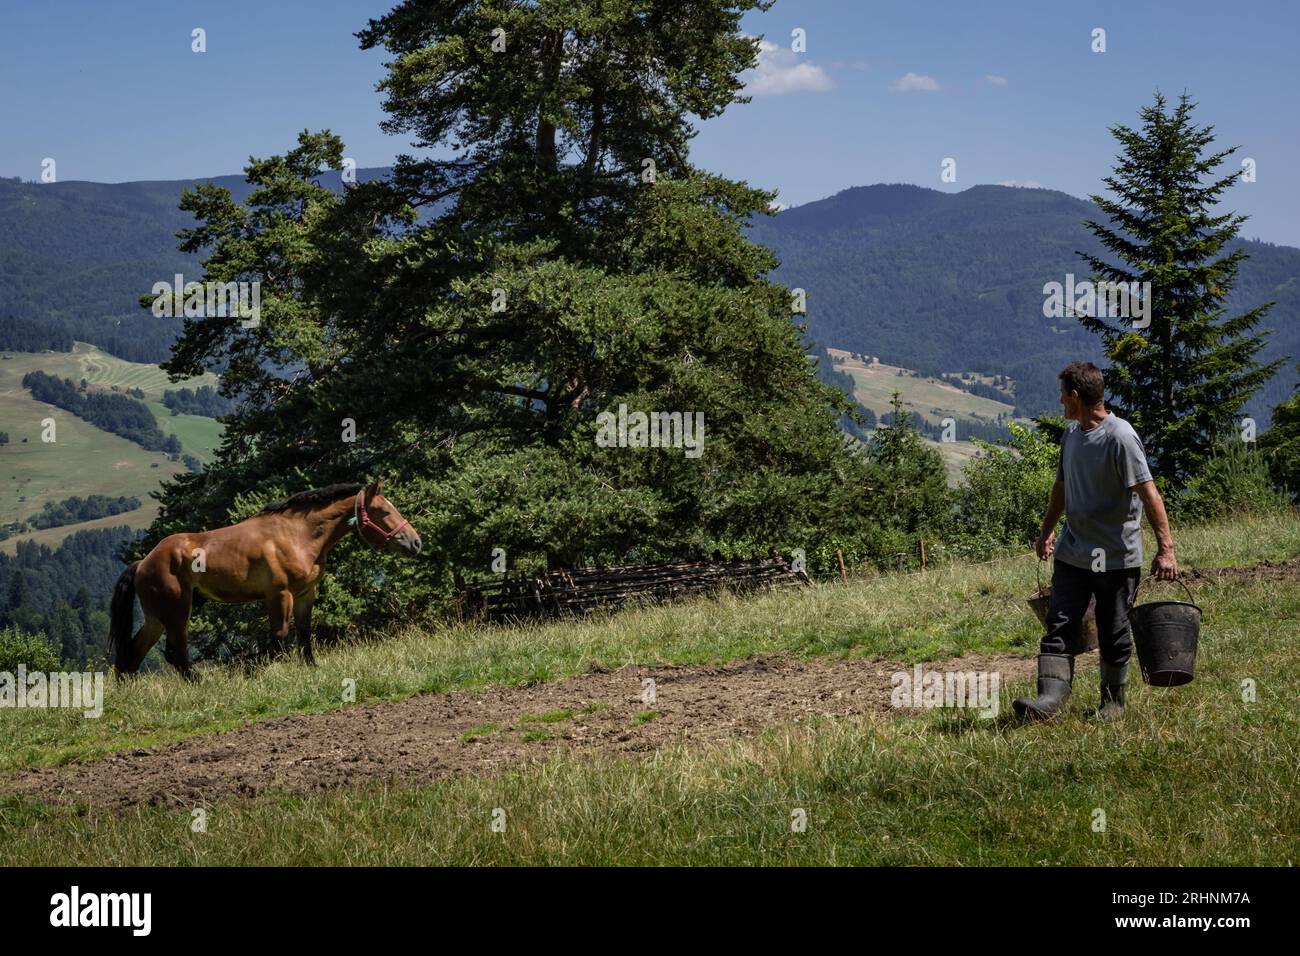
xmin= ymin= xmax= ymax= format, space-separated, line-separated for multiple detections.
xmin=352 ymin=488 xmax=410 ymax=549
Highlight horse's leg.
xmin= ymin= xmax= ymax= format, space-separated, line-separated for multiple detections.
xmin=294 ymin=589 xmax=317 ymax=667
xmin=117 ymin=617 xmax=164 ymax=678
xmin=135 ymin=560 xmax=192 ymax=679
xmin=160 ymin=590 xmax=197 ymax=682
xmin=266 ymin=592 xmax=294 ymax=660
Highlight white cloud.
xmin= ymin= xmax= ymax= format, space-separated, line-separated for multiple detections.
xmin=986 ymin=74 xmax=1009 ymax=86
xmin=997 ymin=180 xmax=1043 ymax=188
xmin=744 ymin=40 xmax=834 ymax=96
xmin=889 ymin=72 xmax=941 ymax=94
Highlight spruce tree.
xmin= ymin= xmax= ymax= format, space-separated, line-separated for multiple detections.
xmin=1076 ymin=92 xmax=1284 ymax=488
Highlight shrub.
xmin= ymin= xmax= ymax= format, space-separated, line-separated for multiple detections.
xmin=0 ymin=626 xmax=63 ymax=673
xmin=844 ymin=397 xmax=953 ymax=571
xmin=952 ymin=422 xmax=1060 ymax=555
xmin=1172 ymin=441 xmax=1291 ymax=524
xmin=1260 ymin=384 xmax=1300 ymax=502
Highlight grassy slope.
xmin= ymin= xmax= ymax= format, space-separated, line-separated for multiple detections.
xmin=0 ymin=342 xmax=219 ymax=550
xmin=144 ymin=400 xmax=222 ymax=460
xmin=1 ymin=501 xmax=163 ymax=554
xmin=829 ymin=349 xmax=1017 ymax=422
xmin=826 ymin=348 xmax=1027 ymax=482
xmin=1 ymin=513 xmax=1297 ymax=865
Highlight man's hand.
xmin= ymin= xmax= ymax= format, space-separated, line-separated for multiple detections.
xmin=1151 ymin=549 xmax=1178 ymax=581
xmin=1134 ymin=481 xmax=1178 ymax=581
xmin=1038 ymin=479 xmax=1065 ymax=561
xmin=1035 ymin=528 xmax=1055 ymax=560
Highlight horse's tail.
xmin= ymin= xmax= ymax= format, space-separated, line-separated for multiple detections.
xmin=108 ymin=561 xmax=139 ymax=663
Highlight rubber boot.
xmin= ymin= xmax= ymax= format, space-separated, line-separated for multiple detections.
xmin=1096 ymin=659 xmax=1127 ymax=722
xmin=1012 ymin=653 xmax=1073 ymax=720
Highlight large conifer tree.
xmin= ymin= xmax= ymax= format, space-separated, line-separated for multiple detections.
xmin=146 ymin=1 xmax=876 ymax=619
xmin=1077 ymin=92 xmax=1283 ymax=488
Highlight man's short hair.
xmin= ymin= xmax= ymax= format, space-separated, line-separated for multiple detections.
xmin=1059 ymin=362 xmax=1105 ymax=406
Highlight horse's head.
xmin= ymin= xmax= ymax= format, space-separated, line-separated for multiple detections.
xmin=355 ymin=480 xmax=422 ymax=556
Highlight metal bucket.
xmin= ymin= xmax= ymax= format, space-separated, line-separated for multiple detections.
xmin=1025 ymin=560 xmax=1098 ymax=654
xmin=1131 ymin=578 xmax=1201 ymax=687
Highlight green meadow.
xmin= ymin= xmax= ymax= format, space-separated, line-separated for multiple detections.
xmin=2 ymin=513 xmax=1296 ymax=865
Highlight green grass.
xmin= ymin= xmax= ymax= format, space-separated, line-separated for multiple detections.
xmin=461 ymin=724 xmax=498 ymax=742
xmin=145 ymin=401 xmax=223 ymax=460
xmin=0 ymin=386 xmax=175 ymax=541
xmin=73 ymin=342 xmax=217 ymax=396
xmin=1 ymin=513 xmax=1297 ymax=865
xmin=2 ymin=576 xmax=1295 ymax=865
xmin=1 ymin=512 xmax=1296 ymax=780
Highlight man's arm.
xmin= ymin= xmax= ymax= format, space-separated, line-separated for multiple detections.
xmin=1133 ymin=480 xmax=1177 ymax=580
xmin=1036 ymin=478 xmax=1065 ymax=560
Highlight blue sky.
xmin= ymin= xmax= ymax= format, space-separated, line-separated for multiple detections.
xmin=3 ymin=0 xmax=1297 ymax=245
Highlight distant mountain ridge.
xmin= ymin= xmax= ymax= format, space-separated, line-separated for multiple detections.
xmin=2 ymin=174 xmax=1296 ymax=423
xmin=749 ymin=183 xmax=1300 ymax=422
xmin=0 ymin=169 xmax=389 ymax=363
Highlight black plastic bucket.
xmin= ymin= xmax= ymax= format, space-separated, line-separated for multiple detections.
xmin=1130 ymin=578 xmax=1201 ymax=687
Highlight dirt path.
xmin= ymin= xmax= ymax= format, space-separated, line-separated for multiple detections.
xmin=5 ymin=651 xmax=1035 ymax=810
xmin=1183 ymin=556 xmax=1300 ymax=584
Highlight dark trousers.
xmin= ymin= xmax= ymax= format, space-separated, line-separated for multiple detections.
xmin=1040 ymin=560 xmax=1140 ymax=666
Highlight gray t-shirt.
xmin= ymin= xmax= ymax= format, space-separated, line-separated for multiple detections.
xmin=1054 ymin=413 xmax=1153 ymax=571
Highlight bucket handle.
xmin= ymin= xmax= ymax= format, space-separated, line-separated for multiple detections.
xmin=1128 ymin=574 xmax=1197 ymax=611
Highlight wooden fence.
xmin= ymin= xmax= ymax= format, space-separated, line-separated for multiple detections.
xmin=454 ymin=549 xmax=810 ymax=622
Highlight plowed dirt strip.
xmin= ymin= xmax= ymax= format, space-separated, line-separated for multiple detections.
xmin=1183 ymin=556 xmax=1300 ymax=583
xmin=4 ymin=652 xmax=1033 ymax=810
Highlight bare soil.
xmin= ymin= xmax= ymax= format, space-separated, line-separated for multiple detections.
xmin=1183 ymin=556 xmax=1300 ymax=585
xmin=4 ymin=652 xmax=1034 ymax=810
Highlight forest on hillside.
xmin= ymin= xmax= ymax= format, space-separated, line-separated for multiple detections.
xmin=0 ymin=495 xmax=141 ymax=540
xmin=0 ymin=527 xmax=135 ymax=667
xmin=0 ymin=315 xmax=74 ymax=353
xmin=21 ymin=370 xmax=181 ymax=453
xmin=4 ymin=175 xmax=1298 ymax=401
xmin=162 ymin=385 xmax=234 ymax=418
xmin=748 ymin=184 xmax=1300 ymax=422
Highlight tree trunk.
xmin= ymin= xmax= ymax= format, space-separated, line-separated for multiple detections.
xmin=535 ymin=27 xmax=564 ymax=172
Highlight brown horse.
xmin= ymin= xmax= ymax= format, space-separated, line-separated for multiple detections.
xmin=109 ymin=480 xmax=421 ymax=679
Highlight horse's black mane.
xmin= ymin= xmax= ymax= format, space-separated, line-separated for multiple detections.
xmin=259 ymin=482 xmax=364 ymax=514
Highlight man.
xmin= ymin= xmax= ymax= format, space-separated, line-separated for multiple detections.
xmin=1012 ymin=361 xmax=1178 ymax=722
